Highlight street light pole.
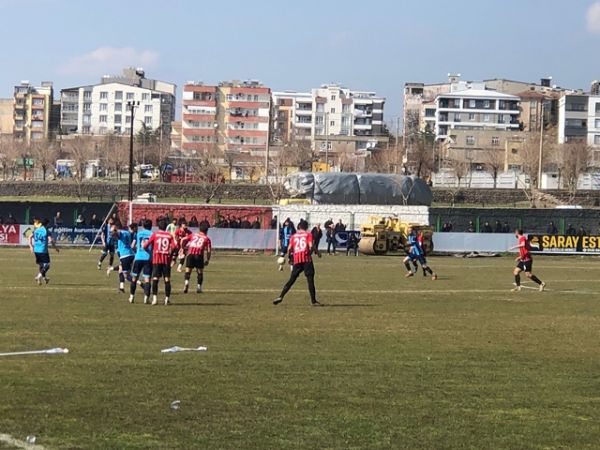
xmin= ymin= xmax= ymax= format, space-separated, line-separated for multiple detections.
xmin=127 ymin=100 xmax=139 ymax=223
xmin=537 ymin=102 xmax=545 ymax=189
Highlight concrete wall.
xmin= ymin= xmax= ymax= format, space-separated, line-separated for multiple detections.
xmin=276 ymin=204 xmax=430 ymax=230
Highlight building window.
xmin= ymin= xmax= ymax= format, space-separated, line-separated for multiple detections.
xmin=83 ymin=91 xmax=91 ymax=100
xmin=315 ymin=116 xmax=324 ymax=125
xmin=483 ymin=114 xmax=491 ymax=122
xmin=330 ymin=108 xmax=335 ymax=114
xmin=330 ymin=120 xmax=335 ymax=127
xmin=114 ymin=126 xmax=121 ymax=133
xmin=126 ymin=92 xmax=134 ymax=100
xmin=491 ymin=136 xmax=499 ymax=146
xmin=114 ymin=115 xmax=122 ymax=124
xmin=99 ymin=104 xmax=107 ymax=111
xmin=83 ymin=103 xmax=91 ymax=112
xmin=145 ymin=116 xmax=152 ymax=125
xmin=466 ymin=135 xmax=475 ymax=145
xmin=99 ymin=92 xmax=108 ymax=100
xmin=468 ymin=113 xmax=475 ymax=121
xmin=530 ymin=100 xmax=537 ymax=107
xmin=331 ymin=95 xmax=336 ymax=101
xmin=115 ymin=103 xmax=122 ymax=112
xmin=144 ymin=105 xmax=152 ymax=113
xmin=142 ymin=93 xmax=149 ymax=101
xmin=254 ymin=95 xmax=259 ymax=101
xmin=115 ymin=91 xmax=123 ymax=100
xmin=99 ymin=127 xmax=107 ymax=135
xmin=484 ymin=100 xmax=490 ymax=108
xmin=469 ymin=99 xmax=476 ymax=108
xmin=99 ymin=115 xmax=107 ymax=123
xmin=595 ymin=135 xmax=600 ymax=145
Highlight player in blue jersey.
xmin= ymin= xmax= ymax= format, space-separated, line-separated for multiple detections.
xmin=97 ymin=217 xmax=116 ymax=270
xmin=108 ymin=222 xmax=135 ymax=293
xmin=129 ymin=219 xmax=153 ymax=304
xmin=28 ymin=217 xmax=59 ymax=285
xmin=403 ymin=227 xmax=437 ymax=280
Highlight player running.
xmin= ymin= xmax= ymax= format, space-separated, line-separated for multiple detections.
xmin=174 ymin=222 xmax=192 ymax=273
xmin=97 ymin=217 xmax=116 ymax=270
xmin=508 ymin=229 xmax=546 ymax=292
xmin=273 ymin=220 xmax=322 ymax=306
xmin=183 ymin=222 xmax=212 ymax=295
xmin=129 ymin=219 xmax=153 ymax=304
xmin=108 ymin=223 xmax=135 ymax=293
xmin=143 ymin=219 xmax=176 ymax=305
xmin=403 ymin=227 xmax=437 ymax=280
xmin=29 ymin=217 xmax=59 ymax=285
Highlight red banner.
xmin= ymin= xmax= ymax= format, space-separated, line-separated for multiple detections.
xmin=0 ymin=224 xmax=20 ymax=244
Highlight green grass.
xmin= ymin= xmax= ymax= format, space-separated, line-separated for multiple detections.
xmin=1 ymin=249 xmax=600 ymax=449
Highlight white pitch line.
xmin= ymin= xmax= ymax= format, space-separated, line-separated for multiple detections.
xmin=2 ymin=286 xmax=598 ymax=296
xmin=0 ymin=433 xmax=46 ymax=450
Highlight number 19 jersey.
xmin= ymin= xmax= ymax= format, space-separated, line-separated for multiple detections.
xmin=146 ymin=230 xmax=175 ymax=265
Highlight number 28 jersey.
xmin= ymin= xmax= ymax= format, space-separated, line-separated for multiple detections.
xmin=289 ymin=230 xmax=313 ymax=265
xmin=187 ymin=232 xmax=211 ymax=256
xmin=145 ymin=230 xmax=175 ymax=265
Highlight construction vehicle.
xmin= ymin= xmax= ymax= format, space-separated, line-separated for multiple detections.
xmin=357 ymin=216 xmax=434 ymax=256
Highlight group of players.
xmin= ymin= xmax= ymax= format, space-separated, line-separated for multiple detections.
xmin=27 ymin=213 xmax=546 ymax=305
xmin=96 ymin=217 xmax=212 ymax=305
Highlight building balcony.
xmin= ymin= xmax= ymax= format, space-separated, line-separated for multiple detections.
xmin=182 ymin=128 xmax=217 ymax=137
xmin=183 ymin=113 xmax=216 ymax=122
xmin=295 ymin=109 xmax=312 ymax=116
xmin=225 ymin=114 xmax=268 ymax=123
xmin=227 ymin=129 xmax=267 ymax=138
xmin=295 ymin=122 xmax=312 ymax=129
xmin=227 ymin=100 xmax=269 ymax=109
xmin=183 ymin=99 xmax=217 ymax=107
xmin=354 ymin=109 xmax=373 ymax=117
xmin=353 ymin=123 xmax=372 ymax=130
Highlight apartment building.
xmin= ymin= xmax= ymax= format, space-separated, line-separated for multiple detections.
xmin=272 ymin=84 xmax=387 ymax=158
xmin=0 ymin=99 xmax=13 ymax=136
xmin=557 ymin=94 xmax=588 ymax=144
xmin=60 ymin=68 xmax=176 ymax=137
xmin=181 ymin=80 xmax=271 ymax=157
xmin=435 ymin=84 xmax=521 ymax=139
xmin=404 ymin=75 xmax=564 ymax=136
xmin=13 ymin=81 xmax=57 ymax=142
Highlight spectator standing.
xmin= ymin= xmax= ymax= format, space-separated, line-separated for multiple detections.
xmin=270 ymin=215 xmax=278 ymax=230
xmin=251 ymin=217 xmax=261 ymax=229
xmin=75 ymin=214 xmax=85 ymax=227
xmin=311 ymin=223 xmax=323 ymax=257
xmin=326 ymin=224 xmax=336 ymax=255
xmin=189 ymin=215 xmax=199 ymax=228
xmin=577 ymin=226 xmax=587 ymax=236
xmin=546 ymin=221 xmax=558 ymax=235
xmin=53 ymin=211 xmax=63 ymax=227
xmin=90 ymin=213 xmax=102 ymax=227
xmin=199 ymin=216 xmax=210 ymax=229
xmin=482 ymin=221 xmax=492 ymax=233
xmin=466 ymin=221 xmax=475 ymax=233
xmin=502 ymin=222 xmax=510 ymax=233
xmin=566 ymin=224 xmax=576 ymax=236
xmin=5 ymin=213 xmax=16 ymax=225
xmin=240 ymin=217 xmax=251 ymax=229
xmin=495 ymin=220 xmax=503 ymax=233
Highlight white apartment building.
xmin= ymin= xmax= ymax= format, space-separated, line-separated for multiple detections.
xmin=557 ymin=94 xmax=588 ymax=144
xmin=435 ymin=83 xmax=520 ymax=139
xmin=272 ymin=84 xmax=385 ymax=152
xmin=61 ymin=68 xmax=176 ymax=137
xmin=587 ymin=96 xmax=600 ymax=149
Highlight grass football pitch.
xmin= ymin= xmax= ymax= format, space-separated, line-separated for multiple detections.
xmin=1 ymin=248 xmax=600 ymax=449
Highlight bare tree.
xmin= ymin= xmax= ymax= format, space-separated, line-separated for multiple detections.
xmin=65 ymin=136 xmax=97 ymax=198
xmin=406 ymin=131 xmax=435 ymax=178
xmin=482 ymin=147 xmax=505 ymax=189
xmin=30 ymin=139 xmax=58 ymax=181
xmin=556 ymin=141 xmax=591 ymax=200
xmin=0 ymin=136 xmax=19 ymax=180
xmin=188 ymin=149 xmax=224 ymax=203
xmin=103 ymin=133 xmax=127 ymax=181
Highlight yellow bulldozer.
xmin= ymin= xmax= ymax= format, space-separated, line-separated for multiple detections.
xmin=357 ymin=216 xmax=434 ymax=256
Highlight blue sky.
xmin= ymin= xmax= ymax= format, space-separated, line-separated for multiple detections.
xmin=1 ymin=0 xmax=599 ymax=127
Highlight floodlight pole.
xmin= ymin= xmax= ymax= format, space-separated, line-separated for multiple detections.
xmin=127 ymin=100 xmax=139 ymax=224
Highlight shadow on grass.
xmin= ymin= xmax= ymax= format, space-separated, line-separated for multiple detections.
xmin=170 ymin=302 xmax=236 ymax=307
xmin=324 ymin=304 xmax=379 ymax=308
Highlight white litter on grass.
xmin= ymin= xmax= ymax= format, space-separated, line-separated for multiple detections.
xmin=0 ymin=432 xmax=46 ymax=449
xmin=161 ymin=346 xmax=207 ymax=353
xmin=170 ymin=400 xmax=181 ymax=410
xmin=0 ymin=347 xmax=69 ymax=357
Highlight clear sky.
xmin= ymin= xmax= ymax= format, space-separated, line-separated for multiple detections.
xmin=1 ymin=0 xmax=599 ymax=128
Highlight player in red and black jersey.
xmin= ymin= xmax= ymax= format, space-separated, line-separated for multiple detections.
xmin=183 ymin=223 xmax=212 ymax=295
xmin=273 ymin=220 xmax=322 ymax=306
xmin=508 ymin=229 xmax=546 ymax=292
xmin=143 ymin=219 xmax=176 ymax=305
xmin=174 ymin=222 xmax=192 ymax=272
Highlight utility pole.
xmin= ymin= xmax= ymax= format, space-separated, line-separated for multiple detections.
xmin=537 ymin=102 xmax=544 ymax=189
xmin=127 ymin=100 xmax=139 ymax=223
xmin=396 ymin=116 xmax=401 ymax=173
xmin=325 ymin=111 xmax=329 ymax=172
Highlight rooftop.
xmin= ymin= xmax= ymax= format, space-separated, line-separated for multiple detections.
xmin=439 ymin=89 xmax=520 ymax=100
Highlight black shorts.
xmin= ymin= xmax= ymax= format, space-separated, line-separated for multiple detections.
xmin=35 ymin=252 xmax=50 ymax=265
xmin=120 ymin=255 xmax=134 ymax=273
xmin=103 ymin=243 xmax=115 ymax=254
xmin=185 ymin=253 xmax=205 ymax=270
xmin=152 ymin=263 xmax=171 ymax=279
xmin=517 ymin=259 xmax=533 ymax=272
xmin=132 ymin=260 xmax=152 ymax=278
xmin=292 ymin=261 xmax=315 ymax=278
